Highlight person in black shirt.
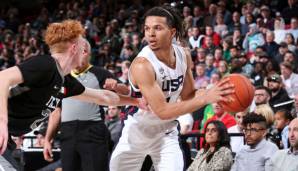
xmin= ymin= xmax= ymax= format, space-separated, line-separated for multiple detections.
xmin=43 ymin=39 xmax=129 ymax=171
xmin=0 ymin=20 xmax=140 ymax=170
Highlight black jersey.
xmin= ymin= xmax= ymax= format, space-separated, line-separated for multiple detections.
xmin=8 ymin=55 xmax=85 ymax=135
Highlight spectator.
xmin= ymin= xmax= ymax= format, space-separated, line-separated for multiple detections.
xmin=267 ymin=118 xmax=298 ymax=171
xmin=228 ymin=110 xmax=248 ymax=154
xmin=202 ymin=25 xmax=221 ymax=47
xmin=280 ymin=61 xmax=298 ymax=97
xmin=229 ymin=11 xmax=247 ymax=35
xmin=105 ymin=106 xmax=123 ymax=149
xmin=253 ymin=86 xmax=272 ymax=109
xmin=243 ymin=23 xmax=265 ymax=54
xmin=282 ymin=0 xmax=298 ymax=24
xmin=195 ymin=48 xmax=206 ymax=64
xmin=262 ymin=30 xmax=280 ymax=59
xmin=194 ymin=63 xmax=209 ymax=89
xmin=267 ymin=74 xmax=293 ymax=112
xmin=189 ymin=26 xmax=203 ymax=49
xmin=250 ymin=62 xmax=266 ymax=86
xmin=217 ymin=60 xmax=229 ymax=77
xmin=274 ymin=42 xmax=289 ymax=63
xmin=259 ymin=5 xmax=274 ymax=30
xmin=188 ymin=120 xmax=233 ymax=171
xmin=205 ymin=54 xmax=216 ymax=77
xmin=284 ymin=33 xmax=297 ymax=53
xmin=205 ymin=103 xmax=236 ymax=129
xmin=255 ymin=104 xmax=275 ymax=128
xmin=274 ymin=109 xmax=294 ymax=149
xmin=214 ymin=13 xmax=228 ymax=38
xmin=231 ymin=113 xmax=278 ymax=171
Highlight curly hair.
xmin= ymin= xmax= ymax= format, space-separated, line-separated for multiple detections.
xmin=45 ymin=20 xmax=85 ymax=53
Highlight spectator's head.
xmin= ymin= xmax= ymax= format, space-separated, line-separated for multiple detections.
xmin=230 ymin=46 xmax=239 ymax=58
xmin=212 ymin=103 xmax=225 ymax=117
xmin=254 ymin=86 xmax=271 ymax=105
xmin=182 ymin=6 xmax=191 ymax=18
xmin=254 ymin=104 xmax=275 ymax=127
xmin=205 ymin=36 xmax=213 ymax=47
xmin=208 ymin=4 xmax=217 ymax=15
xmin=288 ymin=118 xmax=298 ymax=151
xmin=274 ymin=109 xmax=293 ymax=131
xmin=214 ymin=47 xmax=223 ymax=60
xmin=267 ymin=74 xmax=282 ymax=93
xmin=205 ymin=25 xmax=214 ymax=36
xmin=243 ymin=113 xmax=267 ymax=147
xmin=260 ymin=5 xmax=270 ymax=18
xmin=290 ymin=17 xmax=298 ymax=29
xmin=205 ymin=53 xmax=214 ymax=67
xmin=193 ymin=6 xmax=202 ymax=17
xmin=235 ymin=110 xmax=249 ymax=130
xmin=232 ymin=11 xmax=241 ymax=23
xmin=192 ymin=26 xmax=200 ymax=38
xmin=283 ymin=51 xmax=296 ymax=63
xmin=144 ymin=5 xmax=184 ymax=50
xmin=196 ymin=48 xmax=206 ymax=62
xmin=265 ymin=30 xmax=275 ymax=43
xmin=195 ymin=63 xmax=206 ymax=77
xmin=215 ymin=13 xmax=224 ymax=25
xmin=218 ymin=60 xmax=228 ymax=74
xmin=279 ymin=42 xmax=289 ymax=54
xmin=280 ymin=61 xmax=293 ymax=79
xmin=285 ymin=33 xmax=295 ymax=45
xmin=204 ymin=120 xmax=230 ymax=150
xmin=107 ymin=106 xmax=121 ymax=118
xmin=210 ymin=72 xmax=221 ymax=85
xmin=44 ymin=20 xmax=85 ymax=69
xmin=121 ymin=60 xmax=131 ymax=76
xmin=245 ymin=13 xmax=255 ymax=24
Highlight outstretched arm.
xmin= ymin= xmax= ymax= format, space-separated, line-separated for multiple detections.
xmin=0 ymin=66 xmax=24 ymax=154
xmin=73 ymin=88 xmax=139 ymax=107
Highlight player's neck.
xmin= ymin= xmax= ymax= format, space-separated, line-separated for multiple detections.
xmin=51 ymin=53 xmax=72 ymax=75
xmin=154 ymin=46 xmax=176 ymax=68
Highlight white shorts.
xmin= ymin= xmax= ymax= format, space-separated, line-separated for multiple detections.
xmin=110 ymin=116 xmax=184 ymax=171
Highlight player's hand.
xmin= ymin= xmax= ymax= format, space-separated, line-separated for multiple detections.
xmin=43 ymin=139 xmax=53 ymax=162
xmin=103 ymin=78 xmax=118 ymax=90
xmin=203 ymin=78 xmax=235 ymax=104
xmin=0 ymin=120 xmax=8 ymax=155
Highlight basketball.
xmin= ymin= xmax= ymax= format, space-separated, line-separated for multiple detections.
xmin=219 ymin=74 xmax=255 ymax=113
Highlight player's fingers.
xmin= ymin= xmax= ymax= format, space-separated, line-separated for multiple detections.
xmin=217 ymin=77 xmax=230 ymax=86
xmin=0 ymin=137 xmax=7 ymax=155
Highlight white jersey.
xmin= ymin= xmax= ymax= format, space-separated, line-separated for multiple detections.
xmin=128 ymin=44 xmax=187 ymax=125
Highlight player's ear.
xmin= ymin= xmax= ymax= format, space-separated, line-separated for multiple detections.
xmin=170 ymin=28 xmax=176 ymax=39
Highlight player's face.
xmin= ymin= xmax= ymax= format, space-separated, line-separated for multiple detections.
xmin=144 ymin=16 xmax=176 ymax=51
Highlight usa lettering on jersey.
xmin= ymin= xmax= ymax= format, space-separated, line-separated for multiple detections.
xmin=161 ymin=75 xmax=184 ymax=92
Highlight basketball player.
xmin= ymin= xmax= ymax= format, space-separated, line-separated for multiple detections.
xmin=0 ymin=20 xmax=139 ymax=170
xmin=110 ymin=6 xmax=234 ymax=171
xmin=43 ymin=39 xmax=128 ymax=171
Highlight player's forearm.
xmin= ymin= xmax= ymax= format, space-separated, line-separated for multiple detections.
xmin=0 ymin=80 xmax=10 ymax=124
xmin=45 ymin=108 xmax=61 ymax=141
xmin=114 ymin=84 xmax=130 ymax=95
xmin=116 ymin=95 xmax=138 ymax=106
xmin=154 ymin=97 xmax=207 ymax=120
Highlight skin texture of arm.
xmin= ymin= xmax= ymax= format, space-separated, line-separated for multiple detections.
xmin=0 ymin=66 xmax=24 ymax=154
xmin=73 ymin=87 xmax=139 ymax=107
xmin=43 ymin=108 xmax=61 ymax=162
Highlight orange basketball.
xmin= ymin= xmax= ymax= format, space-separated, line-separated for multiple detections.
xmin=219 ymin=74 xmax=255 ymax=113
